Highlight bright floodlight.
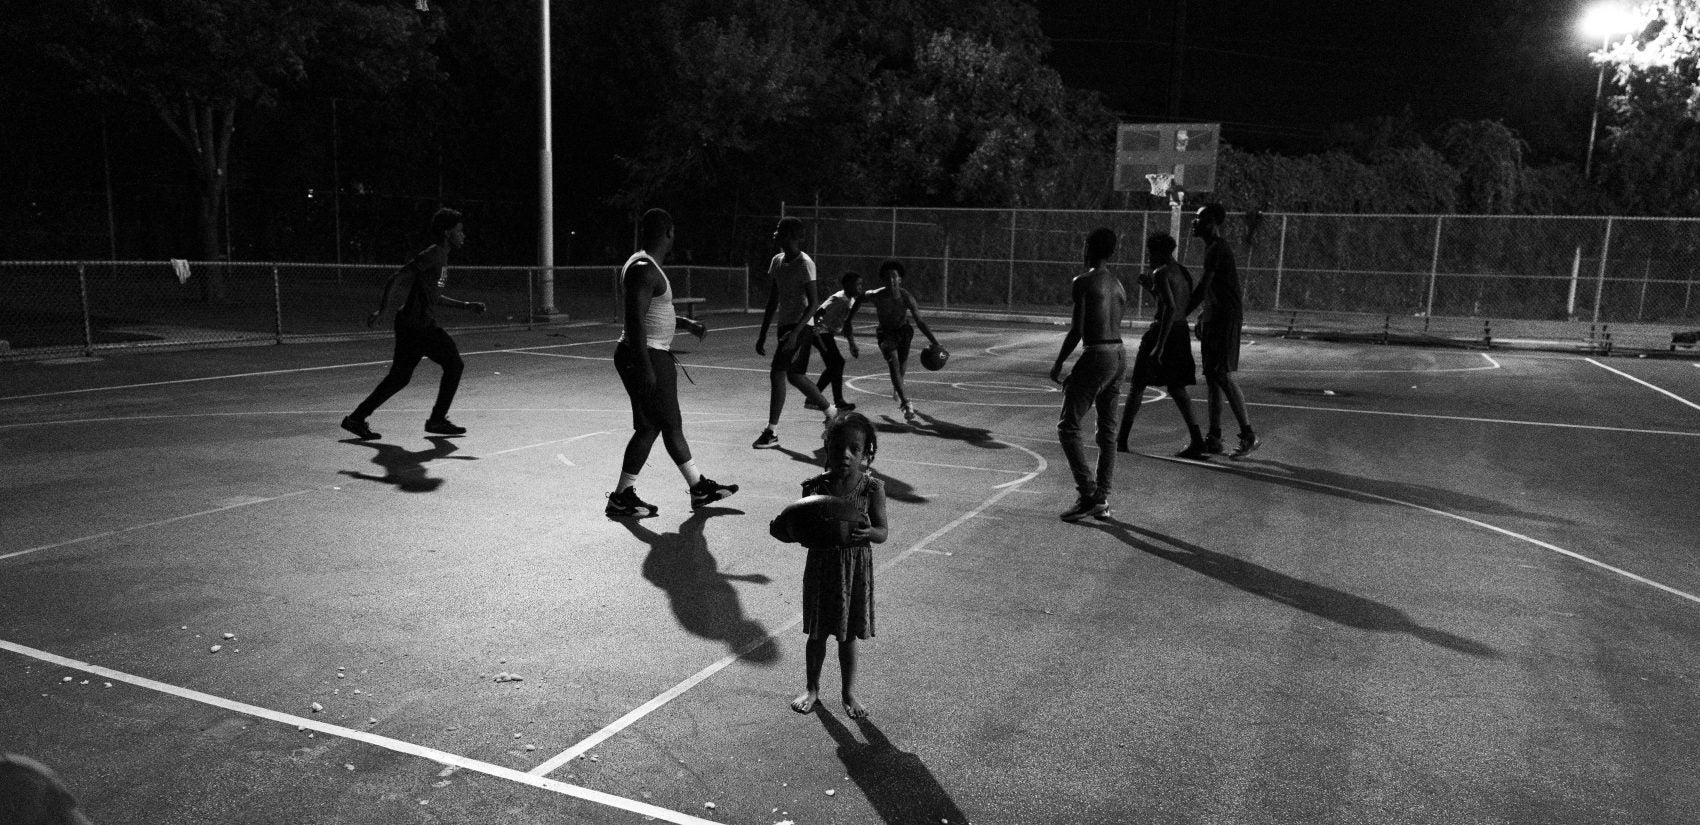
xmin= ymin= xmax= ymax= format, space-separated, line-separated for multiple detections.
xmin=1579 ymin=2 xmax=1639 ymax=40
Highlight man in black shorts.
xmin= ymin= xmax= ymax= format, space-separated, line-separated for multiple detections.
xmin=342 ymin=207 xmax=485 ymax=440
xmin=605 ymin=209 xmax=738 ymax=518
xmin=1190 ymin=203 xmax=1259 ymax=458
xmin=1117 ymin=233 xmax=1207 ymax=457
xmin=752 ymin=217 xmax=838 ymax=450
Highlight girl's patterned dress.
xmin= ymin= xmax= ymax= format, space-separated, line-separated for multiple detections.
xmin=799 ymin=473 xmax=881 ymax=640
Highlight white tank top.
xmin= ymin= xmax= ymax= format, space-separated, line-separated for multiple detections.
xmin=618 ymin=251 xmax=675 ymax=351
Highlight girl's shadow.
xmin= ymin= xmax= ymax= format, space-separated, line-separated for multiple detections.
xmin=617 ymin=506 xmax=780 ymax=664
xmin=816 ymin=709 xmax=970 ymax=824
xmin=338 ymin=435 xmax=475 ymax=492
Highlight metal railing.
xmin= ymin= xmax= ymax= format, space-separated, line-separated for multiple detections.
xmin=787 ymin=205 xmax=1700 ymax=337
xmin=0 ymin=261 xmax=748 ymax=358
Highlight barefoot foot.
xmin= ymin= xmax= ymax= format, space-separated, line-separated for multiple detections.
xmin=790 ymin=691 xmax=818 ymax=714
xmin=843 ymin=694 xmax=868 ymax=719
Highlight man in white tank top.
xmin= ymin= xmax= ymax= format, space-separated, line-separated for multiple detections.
xmin=605 ymin=208 xmax=738 ymax=518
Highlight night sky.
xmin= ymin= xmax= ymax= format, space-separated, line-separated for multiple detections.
xmin=1035 ymin=0 xmax=1605 ymax=161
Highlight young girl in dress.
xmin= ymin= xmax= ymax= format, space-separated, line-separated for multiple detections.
xmin=786 ymin=412 xmax=888 ymax=718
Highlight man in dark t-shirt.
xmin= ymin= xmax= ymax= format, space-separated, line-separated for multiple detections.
xmin=1189 ymin=203 xmax=1259 ymax=459
xmin=341 ymin=207 xmax=486 ymax=440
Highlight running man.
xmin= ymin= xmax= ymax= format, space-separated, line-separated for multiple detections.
xmin=1189 ymin=203 xmax=1259 ymax=458
xmin=807 ymin=271 xmax=863 ymax=413
xmin=605 ymin=208 xmax=738 ymax=518
xmin=1050 ymin=227 xmax=1126 ymax=522
xmin=856 ymin=260 xmax=940 ymax=425
xmin=1117 ymin=232 xmax=1207 ymax=457
xmin=753 ymin=217 xmax=838 ymax=450
xmin=342 ymin=207 xmax=485 ymax=440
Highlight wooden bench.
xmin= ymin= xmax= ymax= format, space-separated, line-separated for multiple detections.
xmin=672 ymin=297 xmax=707 ymax=318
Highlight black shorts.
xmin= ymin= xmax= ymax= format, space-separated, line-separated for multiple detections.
xmin=613 ymin=341 xmax=682 ymax=430
xmin=1133 ymin=323 xmax=1197 ymax=387
xmin=876 ymin=324 xmax=914 ymax=364
xmin=1197 ymin=316 xmax=1242 ymax=376
xmin=773 ymin=323 xmax=817 ymax=374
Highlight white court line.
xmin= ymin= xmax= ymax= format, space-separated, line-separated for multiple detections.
xmin=1241 ymin=401 xmax=1700 ymax=438
xmin=1148 ymin=453 xmax=1700 ymax=607
xmin=528 ymin=438 xmax=1049 ymax=778
xmin=0 ymin=338 xmax=623 ymax=403
xmin=507 ymin=349 xmax=772 ymax=374
xmin=0 ymin=432 xmax=609 ymax=564
xmin=1586 ymin=358 xmax=1700 ymax=413
xmin=0 ymin=639 xmax=716 ymax=825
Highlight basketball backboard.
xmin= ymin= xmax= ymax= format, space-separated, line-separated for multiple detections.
xmin=1114 ymin=122 xmax=1220 ymax=193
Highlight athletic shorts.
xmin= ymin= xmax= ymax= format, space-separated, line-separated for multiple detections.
xmin=1132 ymin=323 xmax=1197 ymax=387
xmin=1197 ymin=316 xmax=1242 ymax=376
xmin=876 ymin=324 xmax=914 ymax=364
xmin=613 ymin=341 xmax=682 ymax=430
xmin=772 ymin=323 xmax=817 ymax=374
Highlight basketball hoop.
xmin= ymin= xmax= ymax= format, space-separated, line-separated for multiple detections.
xmin=1145 ymin=173 xmax=1175 ymax=197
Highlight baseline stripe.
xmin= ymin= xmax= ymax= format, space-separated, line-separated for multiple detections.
xmin=529 ymin=439 xmax=1048 ymax=778
xmin=1147 ymin=453 xmax=1700 ymax=607
xmin=0 ymin=639 xmax=715 ymax=825
xmin=1586 ymin=358 xmax=1700 ymax=413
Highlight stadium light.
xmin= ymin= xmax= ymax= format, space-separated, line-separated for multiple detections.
xmin=1579 ymin=1 xmax=1641 ymax=179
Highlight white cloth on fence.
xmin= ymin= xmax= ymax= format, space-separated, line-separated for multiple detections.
xmin=171 ymin=259 xmax=191 ymax=284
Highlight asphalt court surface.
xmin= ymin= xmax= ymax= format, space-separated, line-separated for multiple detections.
xmin=3 ymin=317 xmax=1699 ymax=825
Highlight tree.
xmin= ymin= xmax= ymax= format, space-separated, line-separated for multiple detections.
xmin=15 ymin=0 xmax=438 ymax=296
xmin=1595 ymin=0 xmax=1700 ymax=214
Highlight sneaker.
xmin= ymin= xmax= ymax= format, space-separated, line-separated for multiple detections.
xmin=752 ymin=429 xmax=780 ymax=449
xmin=340 ymin=416 xmax=380 ymax=440
xmin=902 ymin=404 xmax=919 ymax=425
xmin=803 ymin=397 xmax=827 ymax=411
xmin=1175 ymin=442 xmax=1210 ymax=460
xmin=836 ymin=401 xmax=856 ymax=412
xmin=1203 ymin=433 xmax=1224 ymax=454
xmin=1230 ymin=431 xmax=1261 ymax=460
xmin=425 ymin=418 xmax=467 ymax=435
xmin=605 ymin=487 xmax=659 ymax=518
xmin=1060 ymin=495 xmax=1108 ymax=522
xmin=689 ymin=476 xmax=740 ymax=510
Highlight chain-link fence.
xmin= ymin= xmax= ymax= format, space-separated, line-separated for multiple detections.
xmin=789 ymin=205 xmax=1700 ymax=350
xmin=0 ymin=261 xmax=748 ymax=358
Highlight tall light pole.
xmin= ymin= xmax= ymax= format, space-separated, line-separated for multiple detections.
xmin=1579 ymin=1 xmax=1639 ymax=179
xmin=536 ymin=0 xmax=558 ymax=317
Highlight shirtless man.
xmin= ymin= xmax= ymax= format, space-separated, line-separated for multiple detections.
xmin=1050 ymin=227 xmax=1126 ymax=522
xmin=1116 ymin=232 xmax=1207 ymax=457
xmin=854 ymin=260 xmax=940 ymax=425
xmin=752 ymin=217 xmax=838 ymax=450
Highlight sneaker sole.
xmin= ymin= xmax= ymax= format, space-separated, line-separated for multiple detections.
xmin=753 ymin=441 xmax=781 ymax=449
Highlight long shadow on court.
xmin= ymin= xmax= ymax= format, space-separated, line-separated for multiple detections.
xmin=1217 ymin=458 xmax=1574 ymax=526
xmin=773 ymin=445 xmax=927 ymax=504
xmin=816 ymin=709 xmax=970 ymax=825
xmin=1089 ymin=516 xmax=1501 ymax=658
xmin=616 ymin=506 xmax=780 ymax=665
xmin=337 ymin=436 xmax=474 ymax=493
xmin=911 ymin=411 xmax=1005 ymax=449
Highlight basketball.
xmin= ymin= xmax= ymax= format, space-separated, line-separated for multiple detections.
xmin=920 ymin=344 xmax=949 ymax=371
xmin=771 ymin=493 xmax=860 ymax=548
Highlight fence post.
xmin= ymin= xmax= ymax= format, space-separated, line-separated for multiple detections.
xmin=941 ymin=235 xmax=950 ymax=311
xmin=1425 ymin=216 xmax=1443 ymax=318
xmin=1137 ymin=211 xmax=1149 ymax=319
xmin=1274 ymin=215 xmax=1288 ymax=311
xmin=1637 ymin=255 xmax=1650 ymax=322
xmin=890 ymin=208 xmax=897 ymax=258
xmin=1007 ymin=209 xmax=1016 ymax=309
xmin=78 ymin=263 xmax=94 ymax=357
xmin=527 ymin=268 xmax=536 ymax=330
xmin=272 ymin=265 xmax=283 ymax=343
xmin=1592 ymin=217 xmax=1614 ymax=324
